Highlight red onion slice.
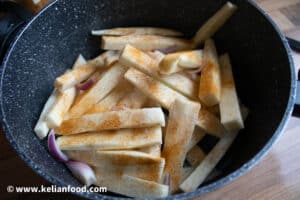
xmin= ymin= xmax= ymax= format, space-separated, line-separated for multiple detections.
xmin=48 ymin=130 xmax=69 ymax=162
xmin=76 ymin=76 xmax=96 ymax=91
xmin=48 ymin=130 xmax=96 ymax=186
xmin=164 ymin=173 xmax=171 ymax=187
xmin=158 ymin=45 xmax=178 ymax=54
xmin=66 ymin=160 xmax=97 ymax=186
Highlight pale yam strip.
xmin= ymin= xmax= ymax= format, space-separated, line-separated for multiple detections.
xmin=92 ymin=27 xmax=183 ymax=36
xmin=66 ymin=150 xmax=164 ymax=182
xmin=178 ymin=50 xmax=203 ymax=69
xmin=46 ymin=87 xmax=76 ymax=128
xmin=72 ymin=54 xmax=87 ymax=69
xmin=96 ymin=151 xmax=164 ymax=182
xmin=159 ymin=50 xmax=203 ymax=74
xmin=159 ymin=52 xmax=183 ymax=75
xmin=125 ymin=69 xmax=223 ymax=136
xmin=55 ymin=108 xmax=165 ymax=135
xmin=34 ymin=91 xmax=57 ymax=139
xmin=66 ymin=150 xmax=163 ymax=166
xmin=55 ymin=64 xmax=96 ymax=91
xmin=199 ymin=39 xmax=221 ymax=106
xmin=125 ymin=69 xmax=189 ymax=109
xmin=180 ymin=131 xmax=238 ymax=192
xmin=95 ymin=164 xmax=163 ymax=183
xmin=180 ymin=105 xmax=248 ymax=192
xmin=192 ymin=2 xmax=238 ymax=46
xmin=162 ymin=73 xmax=198 ymax=100
xmin=95 ymin=173 xmax=169 ymax=198
xmin=102 ymin=35 xmax=192 ymax=51
xmin=34 ymin=55 xmax=87 ymax=138
xmin=67 ymin=63 xmax=127 ymax=118
xmin=57 ymin=126 xmax=162 ymax=150
xmin=55 ymin=51 xmax=118 ymax=91
xmin=85 ymin=80 xmax=133 ymax=114
xmin=162 ymin=99 xmax=200 ymax=193
xmin=135 ymin=145 xmax=161 ymax=157
xmin=120 ymin=45 xmax=198 ymax=99
xmin=64 ymin=150 xmax=95 ymax=164
xmin=96 ymin=150 xmax=163 ymax=165
xmin=219 ymin=54 xmax=244 ymax=131
xmin=114 ymin=88 xmax=148 ymax=110
xmin=147 ymin=50 xmax=165 ymax=63
xmin=88 ymin=50 xmax=120 ymax=67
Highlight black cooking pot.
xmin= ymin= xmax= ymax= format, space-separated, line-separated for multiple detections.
xmin=0 ymin=0 xmax=299 ymax=199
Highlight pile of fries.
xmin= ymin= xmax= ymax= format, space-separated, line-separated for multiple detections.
xmin=34 ymin=1 xmax=249 ymax=198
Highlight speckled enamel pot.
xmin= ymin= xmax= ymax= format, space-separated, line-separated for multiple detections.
xmin=0 ymin=0 xmax=297 ymax=199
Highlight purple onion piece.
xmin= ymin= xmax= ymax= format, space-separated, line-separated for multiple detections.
xmin=48 ymin=130 xmax=96 ymax=186
xmin=66 ymin=160 xmax=97 ymax=186
xmin=76 ymin=77 xmax=96 ymax=91
xmin=48 ymin=130 xmax=69 ymax=162
xmin=158 ymin=45 xmax=178 ymax=54
xmin=164 ymin=173 xmax=171 ymax=187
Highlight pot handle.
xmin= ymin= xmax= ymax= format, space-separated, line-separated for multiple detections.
xmin=292 ymin=70 xmax=300 ymax=117
xmin=286 ymin=38 xmax=300 ymax=117
xmin=0 ymin=1 xmax=32 ymax=63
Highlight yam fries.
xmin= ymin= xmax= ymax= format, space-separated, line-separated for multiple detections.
xmin=57 ymin=126 xmax=162 ymax=150
xmin=55 ymin=51 xmax=119 ymax=91
xmin=88 ymin=50 xmax=120 ymax=67
xmin=178 ymin=50 xmax=203 ymax=69
xmin=120 ymin=45 xmax=198 ymax=99
xmin=198 ymin=39 xmax=221 ymax=106
xmin=219 ymin=54 xmax=244 ymax=131
xmin=162 ymin=99 xmax=200 ymax=193
xmin=125 ymin=68 xmax=189 ymax=109
xmin=192 ymin=2 xmax=238 ymax=46
xmin=72 ymin=54 xmax=87 ymax=69
xmin=55 ymin=108 xmax=165 ymax=135
xmin=180 ymin=131 xmax=238 ymax=192
xmin=36 ymin=2 xmax=250 ymax=198
xmin=162 ymin=73 xmax=199 ymax=101
xmin=67 ymin=63 xmax=127 ymax=118
xmin=159 ymin=50 xmax=203 ymax=74
xmin=159 ymin=52 xmax=183 ymax=75
xmin=102 ymin=35 xmax=192 ymax=51
xmin=125 ymin=69 xmax=223 ymax=136
xmin=136 ymin=145 xmax=161 ymax=157
xmin=92 ymin=27 xmax=183 ymax=36
xmin=115 ymin=88 xmax=148 ymax=110
xmin=147 ymin=50 xmax=165 ymax=63
xmin=85 ymin=80 xmax=133 ymax=114
xmin=34 ymin=91 xmax=57 ymax=139
xmin=180 ymin=105 xmax=248 ymax=192
xmin=95 ymin=173 xmax=169 ymax=198
xmin=55 ymin=64 xmax=96 ymax=91
xmin=46 ymin=87 xmax=76 ymax=128
xmin=66 ymin=150 xmax=165 ymax=182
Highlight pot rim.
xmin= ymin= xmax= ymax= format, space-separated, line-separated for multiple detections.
xmin=0 ymin=0 xmax=296 ymax=199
